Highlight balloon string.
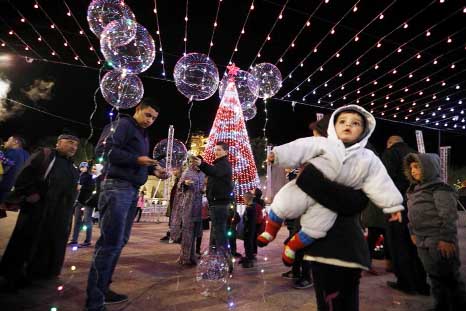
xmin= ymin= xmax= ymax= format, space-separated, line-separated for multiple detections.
xmin=185 ymin=97 xmax=194 ymax=145
xmin=85 ymin=64 xmax=106 ymax=160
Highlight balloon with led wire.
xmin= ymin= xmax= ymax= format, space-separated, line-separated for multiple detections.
xmin=153 ymin=138 xmax=187 ymax=170
xmin=100 ymin=70 xmax=144 ymax=109
xmin=219 ymin=70 xmax=258 ymax=110
xmin=248 ymin=63 xmax=282 ymax=99
xmin=100 ymin=18 xmax=137 ymax=48
xmin=196 ymin=246 xmax=229 ymax=294
xmin=101 ymin=22 xmax=155 ymax=74
xmin=243 ymin=104 xmax=257 ymax=121
xmin=87 ymin=0 xmax=136 ymax=39
xmin=173 ymin=53 xmax=219 ymax=101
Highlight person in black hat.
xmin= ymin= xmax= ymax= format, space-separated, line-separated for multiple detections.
xmin=0 ymin=132 xmax=80 ymax=291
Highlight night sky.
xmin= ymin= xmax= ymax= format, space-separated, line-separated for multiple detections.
xmin=0 ymin=0 xmax=465 ymax=166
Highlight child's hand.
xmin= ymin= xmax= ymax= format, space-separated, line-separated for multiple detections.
xmin=437 ymin=241 xmax=456 ymax=258
xmin=388 ymin=211 xmax=402 ymax=223
xmin=267 ymin=152 xmax=275 ymax=164
xmin=410 ymin=235 xmax=416 ymax=245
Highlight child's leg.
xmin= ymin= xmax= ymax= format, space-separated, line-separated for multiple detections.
xmin=283 ymin=231 xmax=314 ymax=266
xmin=417 ymin=240 xmax=466 ymax=309
xmin=282 ymin=204 xmax=337 ymax=265
xmin=258 ymin=181 xmax=314 ymax=247
xmin=257 ymin=209 xmax=283 ymax=246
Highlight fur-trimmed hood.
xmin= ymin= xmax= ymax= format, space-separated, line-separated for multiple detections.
xmin=327 ymin=105 xmax=376 ymax=149
xmin=404 ymin=153 xmax=442 ymax=185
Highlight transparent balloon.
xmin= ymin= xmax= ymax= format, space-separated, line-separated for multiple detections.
xmin=100 ymin=70 xmax=144 ymax=109
xmin=100 ymin=18 xmax=137 ymax=48
xmin=243 ymin=104 xmax=257 ymax=121
xmin=173 ymin=53 xmax=219 ymax=101
xmin=101 ymin=22 xmax=155 ymax=74
xmin=219 ymin=70 xmax=258 ymax=109
xmin=87 ymin=0 xmax=135 ymax=39
xmin=153 ymin=139 xmax=187 ymax=170
xmin=196 ymin=246 xmax=229 ymax=294
xmin=248 ymin=63 xmax=282 ymax=99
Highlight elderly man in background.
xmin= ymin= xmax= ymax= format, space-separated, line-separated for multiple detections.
xmin=0 ymin=133 xmax=80 ymax=291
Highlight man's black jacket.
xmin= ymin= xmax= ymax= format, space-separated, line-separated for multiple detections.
xmin=199 ymin=155 xmax=233 ymax=204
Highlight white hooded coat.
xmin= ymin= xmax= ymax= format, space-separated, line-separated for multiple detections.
xmin=271 ymin=105 xmax=404 ymax=239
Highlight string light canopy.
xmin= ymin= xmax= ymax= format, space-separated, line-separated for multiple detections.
xmin=0 ymin=0 xmax=464 ymax=131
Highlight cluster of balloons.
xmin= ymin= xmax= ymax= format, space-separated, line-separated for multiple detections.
xmin=88 ymin=0 xmax=155 ymax=109
xmin=173 ymin=52 xmax=282 ymax=122
xmin=239 ymin=62 xmax=282 ymax=121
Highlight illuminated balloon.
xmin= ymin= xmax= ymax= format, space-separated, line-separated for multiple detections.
xmin=100 ymin=70 xmax=143 ymax=109
xmin=196 ymin=246 xmax=229 ymax=293
xmin=218 ymin=70 xmax=257 ymax=109
xmin=243 ymin=104 xmax=257 ymax=121
xmin=153 ymin=139 xmax=187 ymax=170
xmin=87 ymin=0 xmax=135 ymax=38
xmin=101 ymin=22 xmax=155 ymax=74
xmin=100 ymin=18 xmax=137 ymax=48
xmin=248 ymin=63 xmax=282 ymax=99
xmin=173 ymin=53 xmax=219 ymax=101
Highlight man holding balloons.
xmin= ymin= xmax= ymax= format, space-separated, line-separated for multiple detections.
xmin=86 ymin=98 xmax=169 ymax=311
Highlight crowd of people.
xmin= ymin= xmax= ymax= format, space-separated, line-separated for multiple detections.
xmin=1 ymin=99 xmax=466 ymax=311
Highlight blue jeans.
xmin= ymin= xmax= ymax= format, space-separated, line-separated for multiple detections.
xmin=208 ymin=203 xmax=229 ymax=251
xmin=71 ymin=202 xmax=93 ymax=243
xmin=86 ymin=179 xmax=138 ymax=310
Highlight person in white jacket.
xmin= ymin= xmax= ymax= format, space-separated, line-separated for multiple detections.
xmin=257 ymin=105 xmax=404 ymax=265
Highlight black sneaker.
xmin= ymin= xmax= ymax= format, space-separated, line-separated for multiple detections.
xmin=78 ymin=242 xmax=92 ymax=248
xmin=281 ymin=270 xmax=299 ymax=279
xmin=242 ymin=261 xmax=254 ymax=269
xmin=386 ymin=281 xmax=416 ymax=295
xmin=68 ymin=241 xmax=78 ymax=246
xmin=160 ymin=235 xmax=170 ymax=242
xmin=294 ymin=278 xmax=313 ymax=289
xmin=104 ymin=289 xmax=128 ymax=305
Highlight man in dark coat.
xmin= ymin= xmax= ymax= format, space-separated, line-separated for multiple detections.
xmin=0 ymin=133 xmax=79 ymax=291
xmin=0 ymin=135 xmax=29 ymax=203
xmin=194 ymin=141 xmax=233 ymax=251
xmin=381 ymin=135 xmax=430 ymax=295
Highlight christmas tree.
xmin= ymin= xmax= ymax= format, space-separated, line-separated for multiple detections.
xmin=203 ymin=65 xmax=260 ymax=202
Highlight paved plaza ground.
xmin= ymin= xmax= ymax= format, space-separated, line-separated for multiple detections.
xmin=1 ymin=212 xmax=465 ymax=310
